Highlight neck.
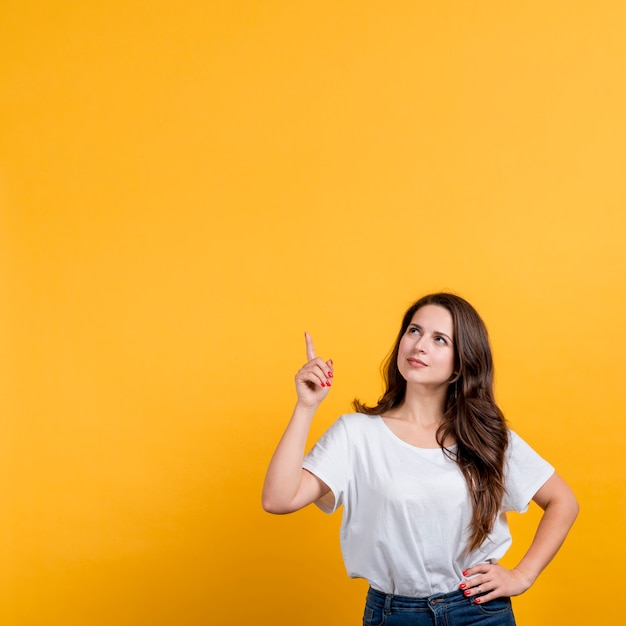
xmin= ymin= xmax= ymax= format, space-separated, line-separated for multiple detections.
xmin=392 ymin=385 xmax=447 ymax=426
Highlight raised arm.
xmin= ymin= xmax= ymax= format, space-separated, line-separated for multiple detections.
xmin=262 ymin=333 xmax=334 ymax=514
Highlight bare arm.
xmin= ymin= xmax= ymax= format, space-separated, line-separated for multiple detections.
xmin=461 ymin=472 xmax=579 ymax=603
xmin=262 ymin=333 xmax=334 ymax=514
xmin=513 ymin=472 xmax=580 ymax=584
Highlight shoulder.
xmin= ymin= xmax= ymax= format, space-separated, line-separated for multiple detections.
xmin=306 ymin=413 xmax=381 ymax=464
xmin=505 ymin=429 xmax=553 ymax=470
xmin=506 ymin=429 xmax=531 ymax=458
xmin=319 ymin=413 xmax=381 ymax=444
xmin=337 ymin=412 xmax=381 ymax=431
xmin=502 ymin=429 xmax=555 ymax=510
xmin=506 ymin=429 xmax=541 ymax=455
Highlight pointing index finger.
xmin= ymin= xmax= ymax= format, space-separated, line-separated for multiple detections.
xmin=304 ymin=332 xmax=316 ymax=362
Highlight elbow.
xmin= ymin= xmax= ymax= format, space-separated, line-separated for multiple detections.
xmin=570 ymin=493 xmax=581 ymax=523
xmin=261 ymin=498 xmax=281 ymax=515
xmin=551 ymin=487 xmax=580 ymax=528
xmin=562 ymin=483 xmax=580 ymax=523
xmin=261 ymin=493 xmax=293 ymax=515
xmin=565 ymin=497 xmax=580 ymax=536
xmin=262 ymin=504 xmax=286 ymax=515
xmin=540 ymin=473 xmax=580 ymax=527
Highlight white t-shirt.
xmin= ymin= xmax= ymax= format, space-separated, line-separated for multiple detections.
xmin=302 ymin=413 xmax=554 ymax=597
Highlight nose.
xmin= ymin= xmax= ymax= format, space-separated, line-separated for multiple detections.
xmin=414 ymin=334 xmax=427 ymax=353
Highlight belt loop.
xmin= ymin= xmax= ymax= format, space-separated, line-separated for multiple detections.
xmin=383 ymin=594 xmax=392 ymax=615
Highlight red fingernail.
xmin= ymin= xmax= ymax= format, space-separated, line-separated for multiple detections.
xmin=328 ymin=371 xmax=333 ymax=377
xmin=459 ymin=583 xmax=466 ymax=589
xmin=320 ymin=382 xmax=326 ymax=387
xmin=462 ymin=571 xmax=468 ymax=577
xmin=464 ymin=590 xmax=470 ymax=596
xmin=474 ymin=599 xmax=481 ymax=604
xmin=326 ymin=380 xmax=332 ymax=386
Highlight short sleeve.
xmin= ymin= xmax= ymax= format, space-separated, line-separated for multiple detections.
xmin=502 ymin=430 xmax=555 ymax=513
xmin=302 ymin=416 xmax=350 ymax=514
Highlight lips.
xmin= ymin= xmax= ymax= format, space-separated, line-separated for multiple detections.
xmin=407 ymin=358 xmax=427 ymax=367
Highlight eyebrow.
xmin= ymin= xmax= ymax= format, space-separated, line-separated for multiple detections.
xmin=408 ymin=323 xmax=453 ymax=342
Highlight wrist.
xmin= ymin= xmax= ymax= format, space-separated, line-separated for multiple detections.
xmin=293 ymin=401 xmax=319 ymax=417
xmin=513 ymin=566 xmax=537 ymax=588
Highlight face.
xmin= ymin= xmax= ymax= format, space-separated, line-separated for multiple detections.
xmin=397 ymin=304 xmax=456 ymax=388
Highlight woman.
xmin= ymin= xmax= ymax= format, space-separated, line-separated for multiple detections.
xmin=262 ymin=293 xmax=578 ymax=625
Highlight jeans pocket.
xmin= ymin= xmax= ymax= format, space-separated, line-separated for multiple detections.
xmin=474 ymin=595 xmax=513 ymax=616
xmin=363 ymin=602 xmax=386 ymax=626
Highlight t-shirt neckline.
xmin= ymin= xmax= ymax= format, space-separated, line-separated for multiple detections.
xmin=375 ymin=415 xmax=458 ymax=453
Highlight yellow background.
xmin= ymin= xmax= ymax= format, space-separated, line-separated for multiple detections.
xmin=1 ymin=2 xmax=625 ymax=624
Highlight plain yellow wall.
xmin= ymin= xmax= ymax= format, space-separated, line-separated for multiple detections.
xmin=2 ymin=2 xmax=625 ymax=624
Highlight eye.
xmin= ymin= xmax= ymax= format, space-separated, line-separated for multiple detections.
xmin=434 ymin=336 xmax=447 ymax=345
xmin=407 ymin=326 xmax=420 ymax=335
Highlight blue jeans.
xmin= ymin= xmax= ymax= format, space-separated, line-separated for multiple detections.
xmin=363 ymin=587 xmax=516 ymax=626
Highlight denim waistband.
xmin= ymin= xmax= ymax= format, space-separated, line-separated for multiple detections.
xmin=367 ymin=586 xmax=468 ymax=609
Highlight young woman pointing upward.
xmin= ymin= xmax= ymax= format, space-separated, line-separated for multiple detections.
xmin=263 ymin=293 xmax=578 ymax=626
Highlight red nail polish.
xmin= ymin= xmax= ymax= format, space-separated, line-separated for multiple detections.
xmin=328 ymin=371 xmax=333 ymax=377
xmin=320 ymin=382 xmax=326 ymax=387
xmin=464 ymin=590 xmax=470 ymax=596
xmin=459 ymin=583 xmax=466 ymax=589
xmin=462 ymin=571 xmax=468 ymax=577
xmin=474 ymin=599 xmax=481 ymax=604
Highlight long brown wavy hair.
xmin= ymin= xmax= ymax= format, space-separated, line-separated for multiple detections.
xmin=353 ymin=293 xmax=509 ymax=554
